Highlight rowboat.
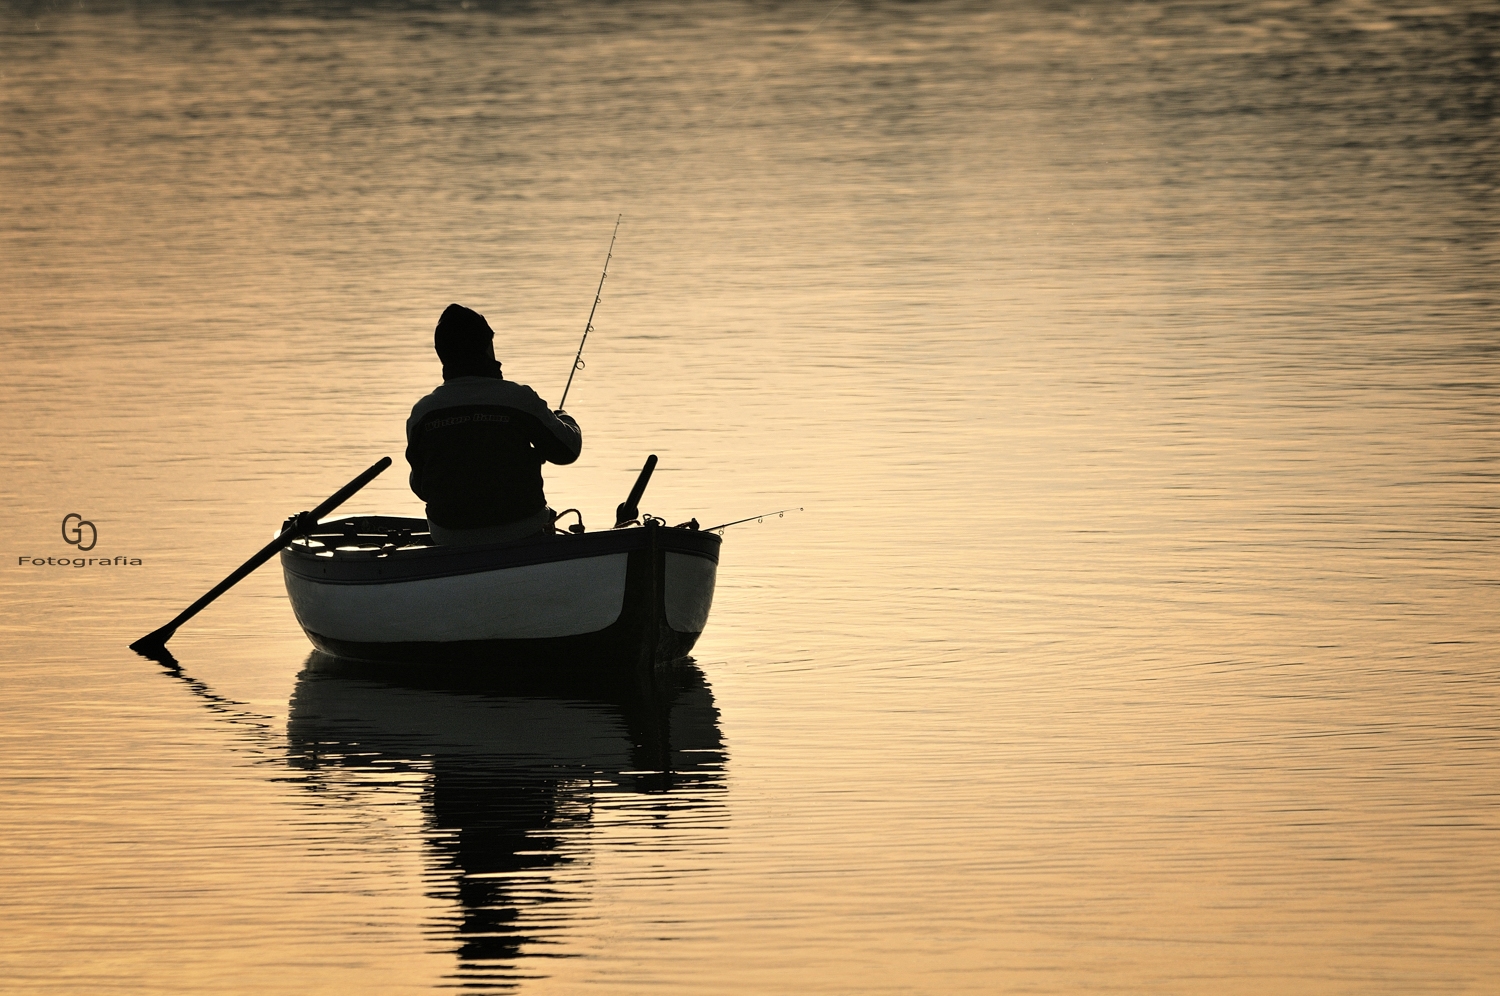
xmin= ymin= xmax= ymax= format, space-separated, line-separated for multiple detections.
xmin=280 ymin=515 xmax=721 ymax=667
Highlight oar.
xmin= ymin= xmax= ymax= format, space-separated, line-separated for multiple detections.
xmin=130 ymin=456 xmax=392 ymax=659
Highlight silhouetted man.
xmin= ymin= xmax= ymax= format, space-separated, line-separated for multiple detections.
xmin=406 ymin=304 xmax=582 ymax=545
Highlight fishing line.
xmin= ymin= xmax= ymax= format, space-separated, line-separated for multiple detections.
xmin=561 ymin=0 xmax=846 ymax=406
xmin=717 ymin=0 xmax=848 ymax=122
xmin=559 ymin=4 xmax=842 ymax=519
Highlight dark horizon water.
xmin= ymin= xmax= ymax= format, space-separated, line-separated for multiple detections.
xmin=2 ymin=1 xmax=1498 ymax=992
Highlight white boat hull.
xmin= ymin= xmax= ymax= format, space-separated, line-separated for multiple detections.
xmin=280 ymin=517 xmax=720 ymax=667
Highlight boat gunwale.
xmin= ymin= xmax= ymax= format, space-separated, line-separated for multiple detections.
xmin=281 ymin=516 xmax=720 ymax=585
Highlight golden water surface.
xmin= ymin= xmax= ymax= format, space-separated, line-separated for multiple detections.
xmin=2 ymin=1 xmax=1497 ymax=993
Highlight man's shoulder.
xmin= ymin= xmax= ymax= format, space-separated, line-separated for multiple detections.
xmin=409 ymin=378 xmax=546 ymax=423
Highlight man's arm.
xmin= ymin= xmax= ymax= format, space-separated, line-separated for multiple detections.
xmin=510 ymin=384 xmax=581 ymax=465
xmin=533 ymin=407 xmax=582 ymax=465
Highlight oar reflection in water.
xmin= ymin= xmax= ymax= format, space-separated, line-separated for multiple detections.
xmin=158 ymin=652 xmax=725 ymax=988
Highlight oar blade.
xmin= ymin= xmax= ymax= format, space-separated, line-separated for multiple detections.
xmin=129 ymin=627 xmax=179 ymax=664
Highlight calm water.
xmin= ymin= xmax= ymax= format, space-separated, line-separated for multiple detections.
xmin=2 ymin=1 xmax=1498 ymax=992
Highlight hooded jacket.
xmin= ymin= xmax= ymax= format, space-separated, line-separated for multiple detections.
xmin=406 ymin=378 xmax=582 ymax=529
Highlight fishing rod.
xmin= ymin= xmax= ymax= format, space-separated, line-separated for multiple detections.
xmin=557 ymin=214 xmax=621 ymax=411
xmin=704 ymin=507 xmax=803 ymax=533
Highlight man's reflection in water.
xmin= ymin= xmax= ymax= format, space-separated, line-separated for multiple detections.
xmin=284 ymin=654 xmax=725 ymax=989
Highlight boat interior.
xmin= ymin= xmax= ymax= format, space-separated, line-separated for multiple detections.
xmin=285 ymin=514 xmax=436 ymax=554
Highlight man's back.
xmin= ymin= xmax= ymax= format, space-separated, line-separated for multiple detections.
xmin=407 ymin=376 xmax=581 ymax=529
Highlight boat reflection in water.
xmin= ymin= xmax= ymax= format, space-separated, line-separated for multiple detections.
xmin=285 ymin=653 xmax=725 ymax=989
